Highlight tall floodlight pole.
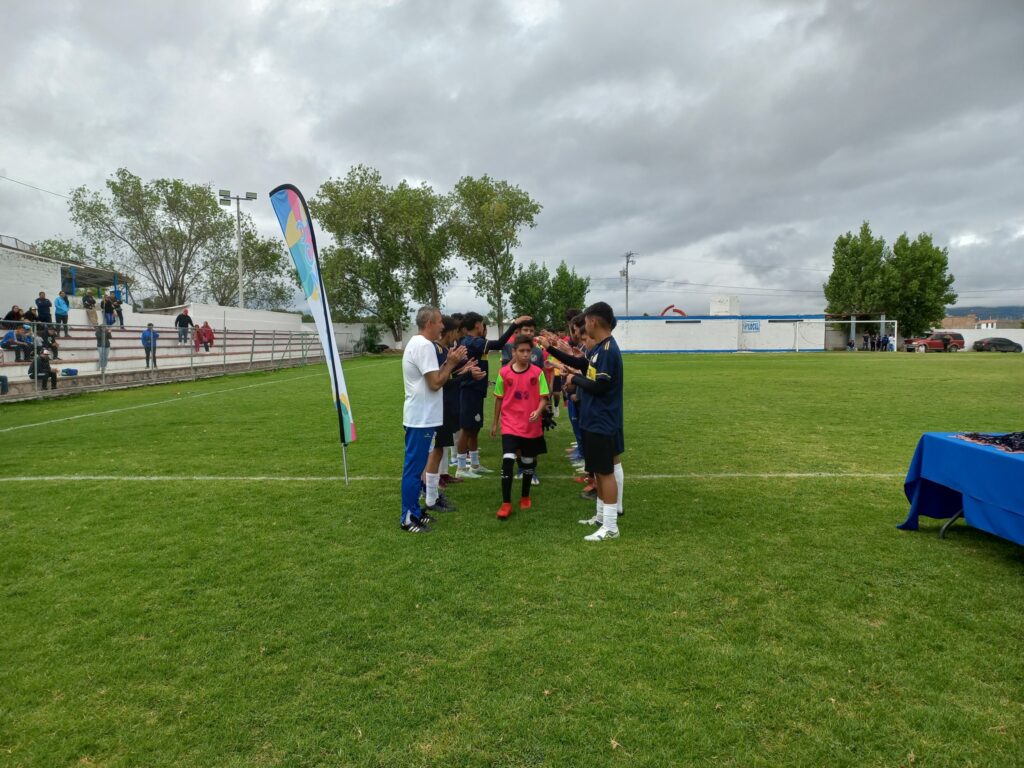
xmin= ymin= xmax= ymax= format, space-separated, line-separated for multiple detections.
xmin=218 ymin=189 xmax=258 ymax=308
xmin=620 ymin=251 xmax=637 ymax=315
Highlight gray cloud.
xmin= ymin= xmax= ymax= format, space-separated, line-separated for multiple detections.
xmin=2 ymin=0 xmax=1022 ymax=317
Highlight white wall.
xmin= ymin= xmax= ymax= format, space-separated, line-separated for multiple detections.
xmin=944 ymin=328 xmax=1024 ymax=348
xmin=147 ymin=303 xmax=304 ymax=331
xmin=0 ymin=247 xmax=61 ymax=314
xmin=613 ymin=316 xmax=826 ymax=352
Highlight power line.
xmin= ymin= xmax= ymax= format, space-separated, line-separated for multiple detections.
xmin=0 ymin=174 xmax=71 ymax=200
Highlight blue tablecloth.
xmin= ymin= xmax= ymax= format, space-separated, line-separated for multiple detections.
xmin=898 ymin=432 xmax=1024 ymax=546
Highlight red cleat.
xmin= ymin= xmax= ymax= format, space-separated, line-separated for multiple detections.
xmin=441 ymin=474 xmax=464 ymax=484
xmin=497 ymin=502 xmax=513 ymax=519
xmin=519 ymin=497 xmax=532 ymax=510
xmin=572 ymin=475 xmax=588 ymax=484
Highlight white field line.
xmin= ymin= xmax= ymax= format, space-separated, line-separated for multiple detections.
xmin=0 ymin=472 xmax=905 ymax=483
xmin=0 ymin=358 xmax=400 ymax=435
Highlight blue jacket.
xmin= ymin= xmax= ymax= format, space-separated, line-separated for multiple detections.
xmin=55 ymin=296 xmax=70 ymax=315
xmin=141 ymin=329 xmax=159 ymax=348
xmin=2 ymin=330 xmax=15 ymax=345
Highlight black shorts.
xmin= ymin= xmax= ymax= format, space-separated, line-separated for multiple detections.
xmin=435 ymin=424 xmax=456 ymax=448
xmin=501 ymin=433 xmax=548 ymax=458
xmin=552 ymin=374 xmax=563 ymax=393
xmin=459 ymin=389 xmax=485 ymax=431
xmin=581 ymin=429 xmax=622 ymax=475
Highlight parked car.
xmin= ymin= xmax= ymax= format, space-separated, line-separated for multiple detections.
xmin=972 ymin=337 xmax=1023 ymax=353
xmin=904 ymin=332 xmax=965 ymax=352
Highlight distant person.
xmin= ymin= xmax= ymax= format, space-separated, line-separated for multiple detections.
xmin=35 ymin=291 xmax=53 ymax=326
xmin=3 ymin=305 xmax=23 ymax=329
xmin=0 ymin=374 xmax=8 ymax=396
xmin=141 ymin=323 xmax=159 ymax=369
xmin=941 ymin=334 xmax=950 ymax=352
xmin=1 ymin=326 xmax=32 ymax=361
xmin=195 ymin=321 xmax=215 ymax=352
xmin=40 ymin=325 xmax=61 ymax=359
xmin=28 ymin=348 xmax=57 ymax=390
xmin=888 ymin=335 xmax=896 ymax=352
xmin=113 ymin=295 xmax=124 ymax=328
xmin=846 ymin=339 xmax=856 ymax=351
xmin=22 ymin=306 xmax=39 ymax=326
xmin=54 ymin=290 xmax=70 ymax=337
xmin=96 ymin=325 xmax=112 ymax=371
xmin=101 ymin=294 xmax=116 ymax=326
xmin=862 ymin=332 xmax=869 ymax=350
xmin=82 ymin=291 xmax=98 ymax=326
xmin=174 ymin=309 xmax=194 ymax=343
xmin=880 ymin=334 xmax=889 ymax=352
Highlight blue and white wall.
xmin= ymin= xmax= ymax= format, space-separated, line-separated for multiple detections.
xmin=614 ymin=315 xmax=827 ymax=353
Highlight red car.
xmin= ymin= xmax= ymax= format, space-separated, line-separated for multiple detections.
xmin=904 ymin=332 xmax=965 ymax=352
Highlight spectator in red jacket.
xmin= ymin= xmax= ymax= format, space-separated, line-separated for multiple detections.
xmin=194 ymin=322 xmax=215 ymax=352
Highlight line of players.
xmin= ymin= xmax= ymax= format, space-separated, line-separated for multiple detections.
xmin=400 ymin=302 xmax=624 ymax=542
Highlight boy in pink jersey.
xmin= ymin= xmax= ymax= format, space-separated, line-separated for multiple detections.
xmin=491 ymin=334 xmax=550 ymax=519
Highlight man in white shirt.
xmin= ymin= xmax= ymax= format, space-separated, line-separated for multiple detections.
xmin=401 ymin=306 xmax=467 ymax=533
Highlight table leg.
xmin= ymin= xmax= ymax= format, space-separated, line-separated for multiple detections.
xmin=939 ymin=509 xmax=964 ymax=539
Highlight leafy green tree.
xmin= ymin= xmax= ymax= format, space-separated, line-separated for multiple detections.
xmin=509 ymin=261 xmax=552 ymax=329
xmin=823 ymin=221 xmax=887 ymax=316
xmin=450 ymin=175 xmax=541 ymax=332
xmin=390 ymin=181 xmax=455 ymax=308
xmin=67 ymin=168 xmax=234 ymax=305
xmin=34 ymin=237 xmax=92 ymax=266
xmin=311 ymin=166 xmax=410 ymax=343
xmin=203 ymin=217 xmax=293 ymax=310
xmin=882 ymin=232 xmax=957 ymax=337
xmin=548 ymin=261 xmax=590 ymax=330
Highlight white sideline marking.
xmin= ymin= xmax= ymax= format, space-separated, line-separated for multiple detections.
xmin=0 ymin=472 xmax=904 ymax=483
xmin=0 ymin=358 xmax=398 ymax=435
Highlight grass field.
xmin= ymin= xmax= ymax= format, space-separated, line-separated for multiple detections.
xmin=1 ymin=352 xmax=1023 ymax=767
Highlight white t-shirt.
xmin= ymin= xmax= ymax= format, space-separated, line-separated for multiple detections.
xmin=402 ymin=334 xmax=442 ymax=428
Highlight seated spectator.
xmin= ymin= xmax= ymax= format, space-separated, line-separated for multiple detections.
xmin=82 ymin=291 xmax=98 ymax=327
xmin=195 ymin=321 xmax=215 ymax=352
xmin=1 ymin=327 xmax=32 ymax=361
xmin=54 ymin=291 xmax=71 ymax=337
xmin=22 ymin=307 xmax=39 ymax=325
xmin=175 ymin=308 xmax=194 ymax=344
xmin=846 ymin=339 xmax=856 ymax=351
xmin=40 ymin=325 xmax=61 ymax=359
xmin=3 ymin=305 xmax=23 ymax=329
xmin=28 ymin=348 xmax=57 ymax=390
xmin=35 ymin=291 xmax=53 ymax=326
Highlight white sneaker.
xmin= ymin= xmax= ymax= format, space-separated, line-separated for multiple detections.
xmin=472 ymin=464 xmax=494 ymax=474
xmin=577 ymin=515 xmax=601 ymax=526
xmin=455 ymin=466 xmax=481 ymax=479
xmin=584 ymin=526 xmax=619 ymax=542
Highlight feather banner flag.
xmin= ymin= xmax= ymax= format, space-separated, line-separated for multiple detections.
xmin=269 ymin=184 xmax=356 ymax=445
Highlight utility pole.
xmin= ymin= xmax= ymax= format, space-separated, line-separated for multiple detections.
xmin=218 ymin=189 xmax=258 ymax=308
xmin=620 ymin=251 xmax=637 ymax=315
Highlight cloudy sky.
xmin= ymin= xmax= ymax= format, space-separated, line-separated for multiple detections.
xmin=2 ymin=0 xmax=1022 ymax=316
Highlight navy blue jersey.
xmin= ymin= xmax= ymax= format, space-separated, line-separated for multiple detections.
xmin=458 ymin=335 xmax=489 ymax=394
xmin=436 ymin=342 xmax=461 ymax=422
xmin=578 ymin=336 xmax=623 ymax=435
xmin=501 ymin=342 xmax=546 ymax=369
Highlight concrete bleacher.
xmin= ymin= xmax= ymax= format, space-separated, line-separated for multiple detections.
xmin=1 ymin=321 xmax=323 ymax=400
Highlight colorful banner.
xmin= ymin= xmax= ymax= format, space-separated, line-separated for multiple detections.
xmin=269 ymin=184 xmax=356 ymax=444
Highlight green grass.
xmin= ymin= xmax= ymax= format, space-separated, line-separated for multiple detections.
xmin=1 ymin=353 xmax=1022 ymax=767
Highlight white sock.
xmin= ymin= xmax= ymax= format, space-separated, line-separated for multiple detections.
xmin=613 ymin=463 xmax=624 ymax=513
xmin=470 ymin=450 xmax=480 ymax=467
xmin=440 ymin=447 xmax=450 ymax=470
xmin=457 ymin=452 xmax=468 ymax=470
xmin=426 ymin=472 xmax=440 ymax=506
xmin=602 ymin=501 xmax=619 ymax=533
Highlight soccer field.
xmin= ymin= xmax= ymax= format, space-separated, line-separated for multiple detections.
xmin=2 ymin=353 xmax=1022 ymax=767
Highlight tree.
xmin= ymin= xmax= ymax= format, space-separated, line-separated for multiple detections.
xmin=882 ymin=232 xmax=957 ymax=337
xmin=823 ymin=221 xmax=887 ymax=317
xmin=450 ymin=175 xmax=541 ymax=332
xmin=67 ymin=168 xmax=234 ymax=306
xmin=390 ymin=181 xmax=455 ymax=307
xmin=509 ymin=261 xmax=552 ymax=328
xmin=548 ymin=261 xmax=590 ymax=330
xmin=34 ymin=237 xmax=92 ymax=266
xmin=310 ymin=166 xmax=411 ymax=342
xmin=203 ymin=216 xmax=294 ymax=310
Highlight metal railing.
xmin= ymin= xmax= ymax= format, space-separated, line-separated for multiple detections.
xmin=1 ymin=319 xmax=327 ymax=401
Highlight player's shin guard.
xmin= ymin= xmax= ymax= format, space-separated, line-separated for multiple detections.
xmin=520 ymin=456 xmax=535 ymax=498
xmin=501 ymin=454 xmax=516 ymax=503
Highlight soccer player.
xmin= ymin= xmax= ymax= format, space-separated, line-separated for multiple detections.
xmin=423 ymin=316 xmax=483 ymax=511
xmin=541 ymin=302 xmax=624 ymax=541
xmin=400 ymin=306 xmax=467 ymax=533
xmin=491 ymin=334 xmax=549 ymax=519
xmin=455 ymin=311 xmax=532 ymax=478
